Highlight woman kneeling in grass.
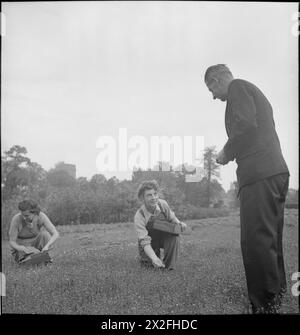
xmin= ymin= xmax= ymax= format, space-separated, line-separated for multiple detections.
xmin=9 ymin=199 xmax=59 ymax=264
xmin=134 ymin=180 xmax=186 ymax=270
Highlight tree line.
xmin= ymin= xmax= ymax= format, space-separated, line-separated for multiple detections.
xmin=2 ymin=145 xmax=240 ymax=237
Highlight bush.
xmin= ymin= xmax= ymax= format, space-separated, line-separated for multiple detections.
xmin=175 ymin=204 xmax=229 ymax=221
xmin=285 ymin=203 xmax=298 ymax=209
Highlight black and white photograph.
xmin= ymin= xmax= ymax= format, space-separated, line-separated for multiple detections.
xmin=1 ymin=0 xmax=299 ymax=321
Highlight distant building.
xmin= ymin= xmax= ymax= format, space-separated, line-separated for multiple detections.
xmin=185 ymin=174 xmax=202 ymax=183
xmin=55 ymin=162 xmax=76 ymax=179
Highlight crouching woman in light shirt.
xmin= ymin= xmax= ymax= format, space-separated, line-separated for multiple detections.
xmin=9 ymin=199 xmax=59 ymax=263
xmin=134 ymin=180 xmax=186 ymax=270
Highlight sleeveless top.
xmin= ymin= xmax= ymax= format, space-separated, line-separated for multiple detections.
xmin=15 ymin=214 xmax=44 ymax=239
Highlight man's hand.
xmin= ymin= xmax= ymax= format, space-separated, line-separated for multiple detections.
xmin=179 ymin=222 xmax=187 ymax=232
xmin=19 ymin=246 xmax=31 ymax=253
xmin=41 ymin=245 xmax=49 ymax=252
xmin=25 ymin=246 xmax=40 ymax=254
xmin=19 ymin=246 xmax=39 ymax=254
xmin=216 ymin=149 xmax=229 ymax=165
xmin=152 ymin=257 xmax=165 ymax=268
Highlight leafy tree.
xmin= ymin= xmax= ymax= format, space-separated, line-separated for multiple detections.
xmin=45 ymin=188 xmax=78 ymax=225
xmin=90 ymin=174 xmax=107 ymax=192
xmin=2 ymin=145 xmax=46 ymax=200
xmin=203 ymin=146 xmax=221 ymax=207
xmin=47 ymin=168 xmax=76 ymax=188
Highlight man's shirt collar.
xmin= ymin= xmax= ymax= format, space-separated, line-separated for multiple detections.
xmin=141 ymin=201 xmax=161 ymax=222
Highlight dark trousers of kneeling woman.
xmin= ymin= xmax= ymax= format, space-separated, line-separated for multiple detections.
xmin=139 ymin=228 xmax=179 ymax=270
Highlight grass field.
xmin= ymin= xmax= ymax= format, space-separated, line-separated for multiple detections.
xmin=1 ymin=209 xmax=299 ymax=315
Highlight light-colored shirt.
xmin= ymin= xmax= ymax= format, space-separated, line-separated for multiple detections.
xmin=134 ymin=199 xmax=180 ymax=249
xmin=9 ymin=212 xmax=51 ymax=246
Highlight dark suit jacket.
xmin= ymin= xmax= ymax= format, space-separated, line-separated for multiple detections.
xmin=223 ymin=79 xmax=289 ymax=189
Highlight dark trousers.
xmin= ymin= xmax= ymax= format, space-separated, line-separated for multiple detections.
xmin=239 ymin=173 xmax=289 ymax=310
xmin=140 ymin=229 xmax=179 ymax=270
xmin=12 ymin=231 xmax=51 ymax=263
xmin=151 ymin=230 xmax=179 ymax=269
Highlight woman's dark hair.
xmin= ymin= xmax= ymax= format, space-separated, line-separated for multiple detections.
xmin=137 ymin=180 xmax=159 ymax=199
xmin=18 ymin=199 xmax=41 ymax=214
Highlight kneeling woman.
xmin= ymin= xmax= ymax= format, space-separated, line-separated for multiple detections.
xmin=9 ymin=199 xmax=59 ymax=263
xmin=134 ymin=180 xmax=186 ymax=270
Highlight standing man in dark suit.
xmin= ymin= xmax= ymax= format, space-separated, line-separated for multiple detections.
xmin=204 ymin=64 xmax=290 ymax=313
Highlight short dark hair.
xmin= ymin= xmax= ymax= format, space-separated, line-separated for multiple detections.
xmin=204 ymin=64 xmax=233 ymax=83
xmin=18 ymin=199 xmax=41 ymax=214
xmin=137 ymin=180 xmax=159 ymax=199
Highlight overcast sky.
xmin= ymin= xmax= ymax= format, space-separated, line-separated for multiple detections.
xmin=2 ymin=1 xmax=298 ymax=190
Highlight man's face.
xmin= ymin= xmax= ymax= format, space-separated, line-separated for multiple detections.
xmin=206 ymin=77 xmax=228 ymax=102
xmin=21 ymin=210 xmax=35 ymax=223
xmin=143 ymin=189 xmax=159 ymax=209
